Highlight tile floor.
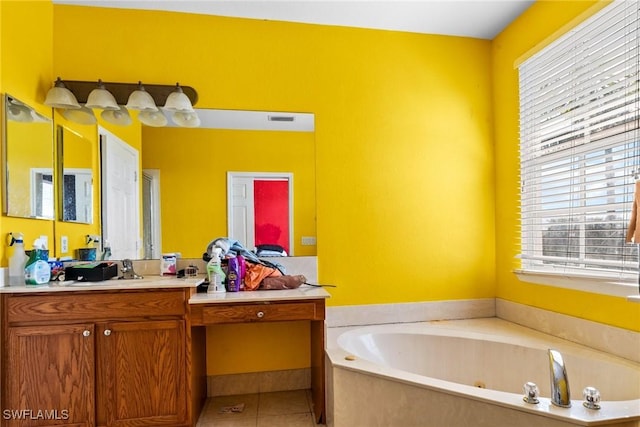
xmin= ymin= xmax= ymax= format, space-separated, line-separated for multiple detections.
xmin=196 ymin=389 xmax=325 ymax=427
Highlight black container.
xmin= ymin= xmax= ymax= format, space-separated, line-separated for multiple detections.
xmin=65 ymin=262 xmax=118 ymax=282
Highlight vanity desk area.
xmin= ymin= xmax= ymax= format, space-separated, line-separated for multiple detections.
xmin=0 ymin=278 xmax=330 ymax=427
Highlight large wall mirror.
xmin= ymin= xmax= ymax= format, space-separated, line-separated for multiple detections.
xmin=137 ymin=109 xmax=317 ymax=260
xmin=56 ymin=125 xmax=94 ymax=223
xmin=2 ymin=94 xmax=54 ymax=220
xmin=52 ymin=109 xmax=316 ymax=260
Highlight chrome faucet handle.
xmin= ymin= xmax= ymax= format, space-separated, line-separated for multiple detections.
xmin=119 ymin=259 xmax=142 ymax=279
xmin=523 ymin=382 xmax=540 ymax=404
xmin=583 ymin=386 xmax=601 ymax=410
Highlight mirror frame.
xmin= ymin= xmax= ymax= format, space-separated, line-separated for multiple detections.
xmin=2 ymin=93 xmax=55 ymax=220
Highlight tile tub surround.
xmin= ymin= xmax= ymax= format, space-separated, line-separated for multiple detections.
xmin=326 ymin=298 xmax=496 ymax=328
xmin=496 ymin=299 xmax=640 ymax=363
xmin=327 ymin=298 xmax=639 ymax=363
xmin=326 ymin=319 xmax=640 ymax=427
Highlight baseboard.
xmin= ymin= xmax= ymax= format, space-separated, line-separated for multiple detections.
xmin=207 ymin=368 xmax=310 ymax=397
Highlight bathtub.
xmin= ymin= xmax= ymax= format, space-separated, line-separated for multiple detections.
xmin=325 ymin=318 xmax=640 ymax=427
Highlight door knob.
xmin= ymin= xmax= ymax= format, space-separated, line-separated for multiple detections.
xmin=82 ymin=330 xmax=91 ymax=337
xmin=104 ymin=329 xmax=112 ymax=336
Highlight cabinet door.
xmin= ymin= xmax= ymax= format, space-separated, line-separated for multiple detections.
xmin=5 ymin=324 xmax=95 ymax=427
xmin=98 ymin=320 xmax=187 ymax=427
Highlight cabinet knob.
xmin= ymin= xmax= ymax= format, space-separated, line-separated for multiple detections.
xmin=256 ymin=311 xmax=265 ymax=318
xmin=104 ymin=329 xmax=112 ymax=336
xmin=82 ymin=330 xmax=91 ymax=337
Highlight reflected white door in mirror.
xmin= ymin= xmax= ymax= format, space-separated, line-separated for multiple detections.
xmin=100 ymin=127 xmax=141 ymax=259
xmin=227 ymin=172 xmax=293 ymax=255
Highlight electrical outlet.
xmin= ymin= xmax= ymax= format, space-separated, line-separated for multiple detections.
xmin=301 ymin=236 xmax=317 ymax=246
xmin=61 ymin=236 xmax=68 ymax=254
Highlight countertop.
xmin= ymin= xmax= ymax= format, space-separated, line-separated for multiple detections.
xmin=0 ymin=275 xmax=332 ymax=302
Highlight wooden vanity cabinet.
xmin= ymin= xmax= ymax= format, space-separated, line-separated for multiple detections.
xmin=1 ymin=289 xmax=192 ymax=427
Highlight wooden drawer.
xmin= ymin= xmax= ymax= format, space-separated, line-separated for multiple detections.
xmin=5 ymin=290 xmax=186 ymax=324
xmin=201 ymin=301 xmax=320 ymax=324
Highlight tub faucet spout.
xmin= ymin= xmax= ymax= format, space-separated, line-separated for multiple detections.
xmin=548 ymin=349 xmax=571 ymax=407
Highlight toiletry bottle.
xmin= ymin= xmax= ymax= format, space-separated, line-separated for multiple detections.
xmin=206 ymin=247 xmax=226 ymax=293
xmin=237 ymin=254 xmax=246 ymax=291
xmin=24 ymin=240 xmax=51 ymax=286
xmin=227 ymin=256 xmax=241 ymax=292
xmin=8 ymin=232 xmax=28 ymax=286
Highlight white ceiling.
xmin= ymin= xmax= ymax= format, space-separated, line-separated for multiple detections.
xmin=52 ymin=0 xmax=534 ymax=40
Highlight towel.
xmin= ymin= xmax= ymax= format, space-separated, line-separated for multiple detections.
xmin=626 ymin=181 xmax=640 ymax=243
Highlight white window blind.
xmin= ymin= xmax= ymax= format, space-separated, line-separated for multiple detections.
xmin=519 ymin=0 xmax=640 ymax=280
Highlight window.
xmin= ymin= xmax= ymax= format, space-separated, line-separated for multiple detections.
xmin=518 ymin=0 xmax=640 ymax=285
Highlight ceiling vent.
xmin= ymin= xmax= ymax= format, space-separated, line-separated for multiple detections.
xmin=268 ymin=115 xmax=295 ymax=122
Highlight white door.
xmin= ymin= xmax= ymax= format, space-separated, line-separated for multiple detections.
xmin=229 ymin=176 xmax=255 ymax=249
xmin=100 ymin=128 xmax=140 ymax=260
xmin=227 ymin=172 xmax=293 ymax=254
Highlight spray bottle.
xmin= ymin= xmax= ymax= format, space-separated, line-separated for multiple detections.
xmin=24 ymin=238 xmax=51 ymax=286
xmin=8 ymin=232 xmax=28 ymax=286
xmin=206 ymin=247 xmax=226 ymax=293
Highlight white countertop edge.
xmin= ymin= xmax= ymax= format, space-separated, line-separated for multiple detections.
xmin=0 ymin=275 xmax=202 ymax=293
xmin=0 ymin=277 xmax=332 ymax=302
xmin=189 ymin=286 xmax=331 ymax=303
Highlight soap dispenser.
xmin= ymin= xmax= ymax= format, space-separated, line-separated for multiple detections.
xmin=207 ymin=247 xmax=226 ymax=293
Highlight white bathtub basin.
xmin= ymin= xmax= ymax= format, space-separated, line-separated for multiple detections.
xmin=327 ymin=319 xmax=640 ymax=427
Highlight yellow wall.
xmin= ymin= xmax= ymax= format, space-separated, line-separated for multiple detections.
xmin=0 ymin=0 xmax=55 ymax=264
xmin=492 ymin=0 xmax=639 ymax=331
xmin=142 ymin=127 xmax=317 ymax=258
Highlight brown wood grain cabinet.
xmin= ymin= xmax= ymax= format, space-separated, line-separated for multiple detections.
xmin=1 ymin=289 xmax=193 ymax=427
xmin=189 ymin=297 xmax=326 ymax=424
xmin=1 ymin=286 xmax=329 ymax=426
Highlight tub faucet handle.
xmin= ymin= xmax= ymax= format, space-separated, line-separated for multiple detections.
xmin=582 ymin=386 xmax=601 ymax=410
xmin=522 ymin=382 xmax=540 ymax=404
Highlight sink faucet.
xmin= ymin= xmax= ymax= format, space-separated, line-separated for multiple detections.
xmin=119 ymin=259 xmax=143 ymax=280
xmin=548 ymin=349 xmax=571 ymax=407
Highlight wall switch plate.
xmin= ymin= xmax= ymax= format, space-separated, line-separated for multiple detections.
xmin=61 ymin=236 xmax=69 ymax=254
xmin=301 ymin=236 xmax=317 ymax=246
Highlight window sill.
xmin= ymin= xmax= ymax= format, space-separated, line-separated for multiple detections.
xmin=514 ymin=270 xmax=640 ymax=302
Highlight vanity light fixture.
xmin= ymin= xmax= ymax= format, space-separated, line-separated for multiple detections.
xmin=163 ymin=83 xmax=195 ymax=112
xmin=6 ymin=98 xmax=35 ymax=122
xmin=139 ymin=109 xmax=168 ymax=127
xmin=125 ymin=82 xmax=158 ymax=112
xmin=85 ymin=79 xmax=119 ymax=111
xmin=44 ymin=77 xmax=81 ymax=110
xmin=62 ymin=106 xmax=97 ymax=125
xmin=101 ymin=106 xmax=132 ymax=126
xmin=171 ymin=111 xmax=201 ymax=128
xmin=45 ymin=78 xmax=199 ymax=127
